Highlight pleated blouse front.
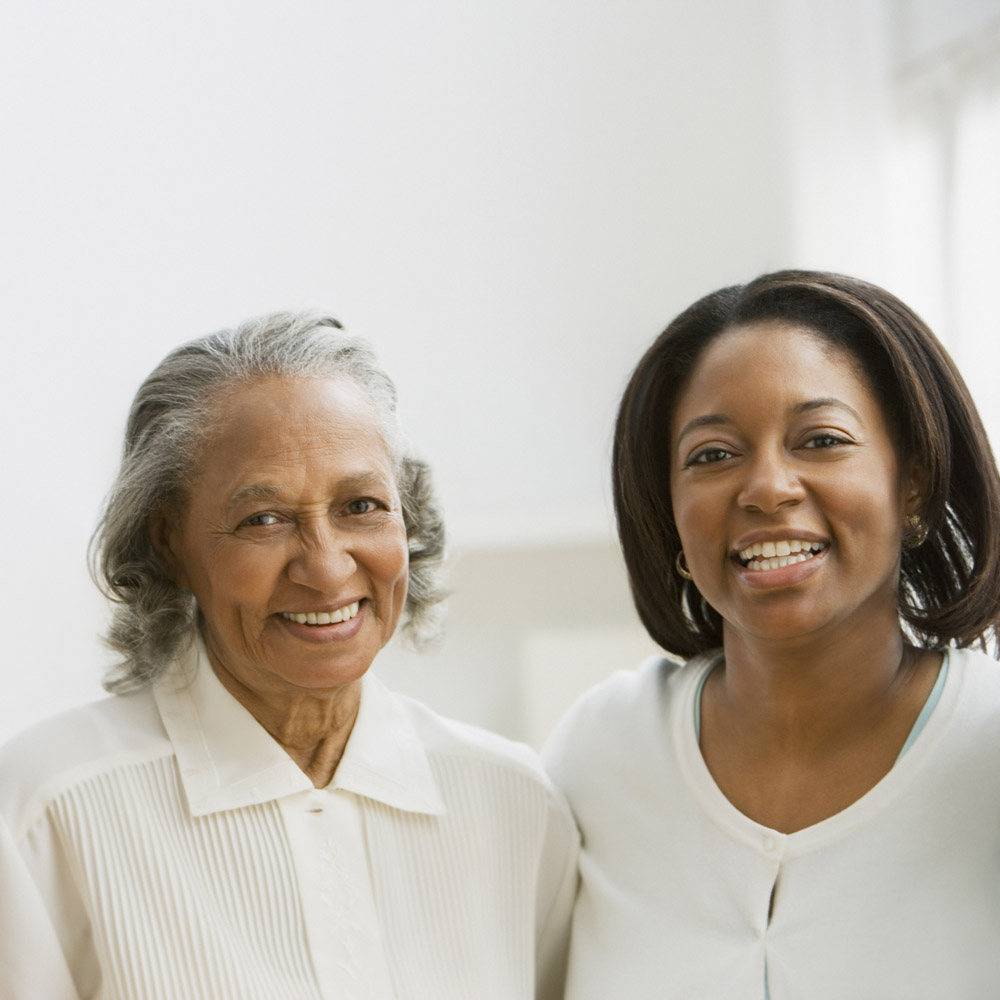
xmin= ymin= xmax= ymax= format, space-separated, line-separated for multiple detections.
xmin=0 ymin=642 xmax=578 ymax=1000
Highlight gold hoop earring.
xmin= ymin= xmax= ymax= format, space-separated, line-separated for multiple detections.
xmin=904 ymin=513 xmax=928 ymax=549
xmin=675 ymin=549 xmax=693 ymax=580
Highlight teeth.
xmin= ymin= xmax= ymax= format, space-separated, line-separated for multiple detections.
xmin=746 ymin=553 xmax=809 ymax=571
xmin=280 ymin=601 xmax=360 ymax=625
xmin=737 ymin=540 xmax=825 ymax=568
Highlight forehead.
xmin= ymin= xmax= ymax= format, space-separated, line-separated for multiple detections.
xmin=189 ymin=375 xmax=397 ymax=497
xmin=678 ymin=321 xmax=874 ymax=410
xmin=669 ymin=320 xmax=900 ymax=448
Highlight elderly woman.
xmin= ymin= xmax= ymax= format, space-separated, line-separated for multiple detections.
xmin=0 ymin=312 xmax=576 ymax=1000
xmin=544 ymin=271 xmax=1000 ymax=998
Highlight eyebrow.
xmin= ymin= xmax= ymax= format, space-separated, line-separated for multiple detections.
xmin=224 ymin=472 xmax=391 ymax=513
xmin=675 ymin=413 xmax=732 ymax=441
xmin=676 ymin=397 xmax=862 ymax=442
xmin=791 ymin=397 xmax=863 ymax=421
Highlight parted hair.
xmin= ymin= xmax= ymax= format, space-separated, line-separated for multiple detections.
xmin=92 ymin=311 xmax=446 ymax=692
xmin=613 ymin=270 xmax=1000 ymax=659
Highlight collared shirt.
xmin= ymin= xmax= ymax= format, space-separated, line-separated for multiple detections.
xmin=0 ymin=641 xmax=577 ymax=1000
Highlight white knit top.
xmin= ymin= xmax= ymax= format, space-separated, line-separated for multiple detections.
xmin=0 ymin=642 xmax=577 ymax=1000
xmin=544 ymin=646 xmax=1000 ymax=1000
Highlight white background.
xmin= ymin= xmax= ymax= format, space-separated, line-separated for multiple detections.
xmin=2 ymin=0 xmax=999 ymax=746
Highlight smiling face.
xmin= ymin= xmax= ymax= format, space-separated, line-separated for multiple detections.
xmin=153 ymin=376 xmax=409 ymax=697
xmin=669 ymin=321 xmax=919 ymax=646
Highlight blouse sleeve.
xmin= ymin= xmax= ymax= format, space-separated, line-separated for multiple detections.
xmin=533 ymin=788 xmax=580 ymax=1000
xmin=0 ymin=814 xmax=81 ymax=1000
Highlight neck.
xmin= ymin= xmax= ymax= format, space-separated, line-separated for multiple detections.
xmin=714 ymin=619 xmax=915 ymax=754
xmin=208 ymin=655 xmax=361 ymax=789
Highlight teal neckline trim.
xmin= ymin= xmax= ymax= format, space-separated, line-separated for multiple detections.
xmin=693 ymin=662 xmax=712 ymax=741
xmin=896 ymin=648 xmax=949 ymax=759
xmin=693 ymin=649 xmax=950 ymax=760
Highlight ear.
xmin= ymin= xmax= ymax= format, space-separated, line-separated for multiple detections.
xmin=902 ymin=460 xmax=929 ymax=518
xmin=147 ymin=509 xmax=190 ymax=589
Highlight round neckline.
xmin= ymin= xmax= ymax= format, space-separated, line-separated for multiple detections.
xmin=675 ymin=647 xmax=959 ymax=853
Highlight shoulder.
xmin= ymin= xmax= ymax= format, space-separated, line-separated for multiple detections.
xmin=945 ymin=646 xmax=1000 ymax=725
xmin=0 ymin=690 xmax=170 ymax=838
xmin=950 ymin=645 xmax=1000 ymax=680
xmin=393 ymin=688 xmax=561 ymax=791
xmin=946 ymin=646 xmax=1000 ymax=705
xmin=544 ymin=651 xmax=692 ymax=749
xmin=387 ymin=688 xmax=576 ymax=841
xmin=541 ymin=650 xmax=706 ymax=797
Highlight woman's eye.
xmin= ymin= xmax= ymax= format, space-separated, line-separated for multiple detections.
xmin=803 ymin=433 xmax=850 ymax=450
xmin=241 ymin=512 xmax=280 ymax=527
xmin=688 ymin=447 xmax=733 ymax=466
xmin=346 ymin=498 xmax=379 ymax=515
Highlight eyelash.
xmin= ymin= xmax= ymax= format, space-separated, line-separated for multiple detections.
xmin=685 ymin=433 xmax=852 ymax=467
xmin=802 ymin=432 xmax=851 ymax=449
xmin=241 ymin=511 xmax=281 ymax=527
xmin=238 ymin=498 xmax=383 ymax=529
xmin=346 ymin=498 xmax=381 ymax=515
xmin=686 ymin=447 xmax=733 ymax=467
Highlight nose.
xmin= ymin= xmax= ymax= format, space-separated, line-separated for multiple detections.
xmin=737 ymin=447 xmax=806 ymax=513
xmin=286 ymin=520 xmax=357 ymax=591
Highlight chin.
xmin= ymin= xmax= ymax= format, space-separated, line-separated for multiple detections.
xmin=286 ymin=661 xmax=373 ymax=690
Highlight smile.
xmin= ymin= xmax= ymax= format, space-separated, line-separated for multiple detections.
xmin=279 ymin=602 xmax=360 ymax=625
xmin=736 ymin=539 xmax=827 ymax=572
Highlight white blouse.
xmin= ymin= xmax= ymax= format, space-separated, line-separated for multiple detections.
xmin=0 ymin=641 xmax=577 ymax=1000
xmin=543 ymin=647 xmax=1000 ymax=999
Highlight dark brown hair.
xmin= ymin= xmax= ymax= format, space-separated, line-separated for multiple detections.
xmin=613 ymin=270 xmax=1000 ymax=658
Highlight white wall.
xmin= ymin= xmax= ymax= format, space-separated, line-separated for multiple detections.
xmin=1 ymin=0 xmax=796 ymax=743
xmin=4 ymin=0 xmax=995 ymax=746
xmin=891 ymin=0 xmax=1000 ymax=61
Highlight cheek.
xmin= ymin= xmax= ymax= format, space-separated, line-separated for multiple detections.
xmin=187 ymin=543 xmax=282 ymax=616
xmin=388 ymin=542 xmax=411 ymax=595
xmin=835 ymin=469 xmax=906 ymax=539
xmin=369 ymin=528 xmax=410 ymax=590
xmin=373 ymin=537 xmax=410 ymax=636
xmin=671 ymin=489 xmax=719 ymax=557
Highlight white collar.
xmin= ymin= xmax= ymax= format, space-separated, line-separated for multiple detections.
xmin=153 ymin=639 xmax=446 ymax=819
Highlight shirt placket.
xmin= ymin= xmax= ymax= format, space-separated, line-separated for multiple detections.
xmin=280 ymin=787 xmax=396 ymax=1000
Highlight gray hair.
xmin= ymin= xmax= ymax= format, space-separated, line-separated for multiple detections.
xmin=91 ymin=311 xmax=446 ymax=692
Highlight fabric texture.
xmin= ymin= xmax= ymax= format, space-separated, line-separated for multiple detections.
xmin=543 ymin=646 xmax=1000 ymax=1000
xmin=0 ymin=641 xmax=577 ymax=1000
